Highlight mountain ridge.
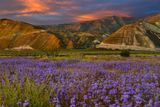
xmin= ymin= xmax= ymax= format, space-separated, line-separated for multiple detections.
xmin=41 ymin=16 xmax=138 ymax=35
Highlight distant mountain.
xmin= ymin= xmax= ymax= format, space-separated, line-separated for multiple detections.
xmin=97 ymin=14 xmax=160 ymax=50
xmin=41 ymin=16 xmax=137 ymax=35
xmin=0 ymin=19 xmax=60 ymax=50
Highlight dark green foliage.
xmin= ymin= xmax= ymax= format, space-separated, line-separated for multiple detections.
xmin=33 ymin=25 xmax=44 ymax=30
xmin=73 ymin=36 xmax=95 ymax=49
xmin=42 ymin=48 xmax=61 ymax=57
xmin=53 ymin=31 xmax=96 ymax=49
xmin=120 ymin=50 xmax=130 ymax=57
xmin=54 ymin=32 xmax=67 ymax=48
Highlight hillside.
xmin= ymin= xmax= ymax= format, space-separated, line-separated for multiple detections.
xmin=1 ymin=14 xmax=159 ymax=50
xmin=40 ymin=16 xmax=137 ymax=49
xmin=41 ymin=16 xmax=137 ymax=35
xmin=0 ymin=19 xmax=60 ymax=50
xmin=97 ymin=14 xmax=160 ymax=50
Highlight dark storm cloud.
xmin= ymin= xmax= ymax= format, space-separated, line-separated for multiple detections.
xmin=0 ymin=0 xmax=159 ymax=24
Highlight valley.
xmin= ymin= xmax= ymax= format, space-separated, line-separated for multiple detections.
xmin=0 ymin=14 xmax=160 ymax=51
xmin=1 ymin=1 xmax=160 ymax=107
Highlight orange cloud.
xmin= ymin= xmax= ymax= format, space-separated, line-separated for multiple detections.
xmin=16 ymin=0 xmax=61 ymax=16
xmin=74 ymin=10 xmax=131 ymax=22
xmin=76 ymin=15 xmax=96 ymax=21
xmin=20 ymin=0 xmax=49 ymax=13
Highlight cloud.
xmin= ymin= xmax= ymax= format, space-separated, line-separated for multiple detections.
xmin=17 ymin=0 xmax=61 ymax=16
xmin=0 ymin=0 xmax=61 ymax=16
xmin=0 ymin=0 xmax=159 ymax=24
xmin=74 ymin=10 xmax=131 ymax=22
xmin=0 ymin=10 xmax=14 ymax=15
xmin=19 ymin=0 xmax=49 ymax=13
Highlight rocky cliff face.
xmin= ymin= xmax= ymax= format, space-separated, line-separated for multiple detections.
xmin=98 ymin=14 xmax=160 ymax=50
xmin=0 ymin=19 xmax=60 ymax=50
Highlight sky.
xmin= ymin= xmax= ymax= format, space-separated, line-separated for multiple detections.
xmin=0 ymin=0 xmax=160 ymax=25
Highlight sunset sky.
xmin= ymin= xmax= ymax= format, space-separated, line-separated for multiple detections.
xmin=0 ymin=0 xmax=160 ymax=24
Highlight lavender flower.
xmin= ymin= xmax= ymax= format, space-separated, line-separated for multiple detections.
xmin=23 ymin=99 xmax=30 ymax=107
xmin=0 ymin=58 xmax=160 ymax=106
xmin=17 ymin=99 xmax=22 ymax=105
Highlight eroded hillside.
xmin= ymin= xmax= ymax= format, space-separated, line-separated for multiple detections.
xmin=98 ymin=14 xmax=160 ymax=50
xmin=0 ymin=19 xmax=60 ymax=50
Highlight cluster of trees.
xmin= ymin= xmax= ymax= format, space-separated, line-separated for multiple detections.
xmin=54 ymin=31 xmax=96 ymax=49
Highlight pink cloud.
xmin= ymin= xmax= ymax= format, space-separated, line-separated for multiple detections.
xmin=19 ymin=0 xmax=49 ymax=13
xmin=15 ymin=0 xmax=61 ymax=16
xmin=74 ymin=10 xmax=131 ymax=22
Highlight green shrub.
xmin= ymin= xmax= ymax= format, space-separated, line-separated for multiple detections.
xmin=42 ymin=48 xmax=61 ymax=57
xmin=120 ymin=50 xmax=130 ymax=57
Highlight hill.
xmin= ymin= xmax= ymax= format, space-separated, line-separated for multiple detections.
xmin=40 ymin=16 xmax=137 ymax=49
xmin=1 ymin=14 xmax=158 ymax=50
xmin=0 ymin=19 xmax=60 ymax=50
xmin=97 ymin=14 xmax=160 ymax=50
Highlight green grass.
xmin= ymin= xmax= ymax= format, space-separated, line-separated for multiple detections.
xmin=0 ymin=77 xmax=53 ymax=107
xmin=0 ymin=49 xmax=160 ymax=60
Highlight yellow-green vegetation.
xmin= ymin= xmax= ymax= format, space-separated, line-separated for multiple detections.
xmin=0 ymin=77 xmax=53 ymax=107
xmin=0 ymin=49 xmax=160 ymax=61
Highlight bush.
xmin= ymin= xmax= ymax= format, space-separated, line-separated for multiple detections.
xmin=42 ymin=48 xmax=61 ymax=57
xmin=120 ymin=50 xmax=130 ymax=57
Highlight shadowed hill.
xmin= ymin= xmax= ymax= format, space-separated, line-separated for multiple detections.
xmin=97 ymin=14 xmax=160 ymax=50
xmin=0 ymin=19 xmax=60 ymax=50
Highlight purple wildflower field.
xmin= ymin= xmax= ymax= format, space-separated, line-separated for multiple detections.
xmin=0 ymin=57 xmax=160 ymax=107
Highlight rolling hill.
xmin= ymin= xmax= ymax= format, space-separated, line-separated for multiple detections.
xmin=0 ymin=19 xmax=60 ymax=50
xmin=97 ymin=14 xmax=160 ymax=50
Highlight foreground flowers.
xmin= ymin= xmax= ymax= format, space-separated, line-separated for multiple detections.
xmin=0 ymin=58 xmax=160 ymax=107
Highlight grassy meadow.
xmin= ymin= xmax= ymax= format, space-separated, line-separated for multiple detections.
xmin=0 ymin=49 xmax=160 ymax=60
